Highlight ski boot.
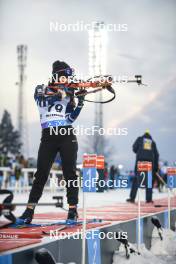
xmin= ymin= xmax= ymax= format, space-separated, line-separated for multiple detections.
xmin=66 ymin=206 xmax=78 ymax=225
xmin=126 ymin=198 xmax=135 ymax=203
xmin=16 ymin=207 xmax=34 ymax=225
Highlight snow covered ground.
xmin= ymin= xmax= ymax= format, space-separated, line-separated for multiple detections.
xmin=113 ymin=228 xmax=176 ymax=264
xmin=1 ymin=188 xmax=176 ymax=263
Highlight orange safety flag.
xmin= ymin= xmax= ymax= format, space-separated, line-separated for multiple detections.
xmin=167 ymin=167 xmax=176 ymax=175
xmin=83 ymin=154 xmax=97 ymax=168
xmin=82 ymin=154 xmax=105 ymax=169
xmin=96 ymin=155 xmax=105 ymax=169
xmin=137 ymin=161 xmax=152 ymax=172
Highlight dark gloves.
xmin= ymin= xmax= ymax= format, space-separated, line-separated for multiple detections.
xmin=35 ymin=85 xmax=45 ymax=96
xmin=36 ymin=85 xmax=57 ymax=96
xmin=76 ymin=89 xmax=87 ymax=105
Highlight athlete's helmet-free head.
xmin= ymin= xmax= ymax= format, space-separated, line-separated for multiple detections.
xmin=51 ymin=60 xmax=75 ymax=100
xmin=145 ymin=129 xmax=150 ymax=135
xmin=52 ymin=60 xmax=74 ymax=80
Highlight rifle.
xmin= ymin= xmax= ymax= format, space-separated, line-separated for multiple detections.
xmin=46 ymin=75 xmax=146 ymax=104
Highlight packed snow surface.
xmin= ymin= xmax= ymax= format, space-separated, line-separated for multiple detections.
xmin=113 ymin=228 xmax=176 ymax=264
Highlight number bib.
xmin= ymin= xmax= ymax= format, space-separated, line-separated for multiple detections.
xmin=143 ymin=138 xmax=152 ymax=150
xmin=36 ymin=96 xmax=71 ymax=128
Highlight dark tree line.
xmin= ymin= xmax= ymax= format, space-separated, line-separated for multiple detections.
xmin=0 ymin=110 xmax=22 ymax=155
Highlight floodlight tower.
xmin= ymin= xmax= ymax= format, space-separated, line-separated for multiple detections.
xmin=88 ymin=22 xmax=107 ymax=155
xmin=17 ymin=45 xmax=27 ymax=155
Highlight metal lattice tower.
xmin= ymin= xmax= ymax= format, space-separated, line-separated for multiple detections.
xmin=17 ymin=45 xmax=27 ymax=155
xmin=88 ymin=22 xmax=107 ymax=155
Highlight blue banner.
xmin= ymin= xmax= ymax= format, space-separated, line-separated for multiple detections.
xmin=138 ymin=171 xmax=152 ymax=188
xmin=167 ymin=175 xmax=176 ymax=188
xmin=136 ymin=218 xmax=143 ymax=244
xmin=0 ymin=255 xmax=12 ymax=264
xmin=147 ymin=171 xmax=152 ymax=188
xmin=164 ymin=210 xmax=168 ymax=228
xmin=87 ymin=229 xmax=101 ymax=264
xmin=83 ymin=167 xmax=97 ymax=192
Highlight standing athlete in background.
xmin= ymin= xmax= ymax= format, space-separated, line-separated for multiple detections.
xmin=17 ymin=61 xmax=85 ymax=224
xmin=127 ymin=130 xmax=159 ymax=203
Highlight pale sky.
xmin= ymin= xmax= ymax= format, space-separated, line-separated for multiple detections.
xmin=0 ymin=0 xmax=176 ymax=167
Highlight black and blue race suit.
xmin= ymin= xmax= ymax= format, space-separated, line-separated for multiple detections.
xmin=27 ymin=85 xmax=84 ymax=206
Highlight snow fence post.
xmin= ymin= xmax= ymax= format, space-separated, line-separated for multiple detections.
xmin=137 ymin=161 xmax=152 ymax=251
xmin=82 ymin=154 xmax=100 ymax=264
xmin=166 ymin=167 xmax=176 ymax=229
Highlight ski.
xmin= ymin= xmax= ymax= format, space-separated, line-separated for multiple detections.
xmin=42 ymin=219 xmax=102 ymax=235
xmin=8 ymin=218 xmax=102 ymax=229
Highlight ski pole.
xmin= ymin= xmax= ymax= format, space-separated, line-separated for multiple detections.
xmin=156 ymin=172 xmax=167 ymax=186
